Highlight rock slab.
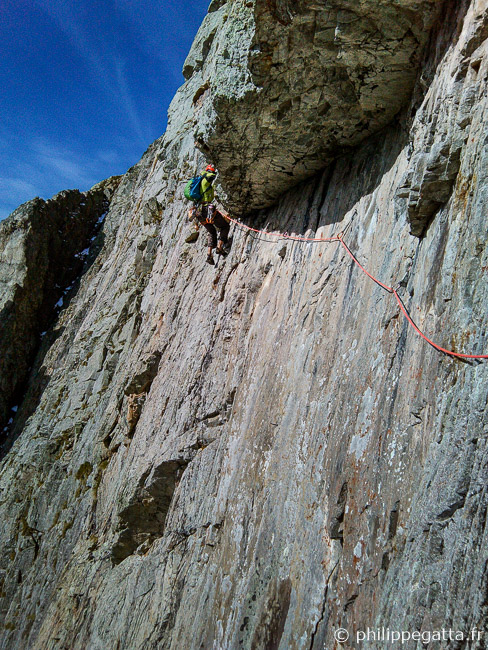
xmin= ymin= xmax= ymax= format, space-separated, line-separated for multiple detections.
xmin=0 ymin=1 xmax=488 ymax=649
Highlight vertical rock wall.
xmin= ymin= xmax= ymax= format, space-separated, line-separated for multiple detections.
xmin=0 ymin=1 xmax=488 ymax=648
xmin=0 ymin=177 xmax=121 ymax=443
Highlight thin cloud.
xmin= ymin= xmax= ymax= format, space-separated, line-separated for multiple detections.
xmin=0 ymin=0 xmax=209 ymax=219
xmin=32 ymin=0 xmax=157 ymax=146
xmin=114 ymin=58 xmax=151 ymax=147
xmin=112 ymin=0 xmax=200 ymax=67
xmin=0 ymin=177 xmax=39 ymax=218
xmin=32 ymin=0 xmax=111 ymax=87
xmin=0 ymin=135 xmax=110 ymax=219
xmin=97 ymin=149 xmax=121 ymax=165
xmin=0 ymin=177 xmax=37 ymax=196
xmin=32 ymin=139 xmax=95 ymax=187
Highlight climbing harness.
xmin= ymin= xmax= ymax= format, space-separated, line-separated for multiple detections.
xmin=225 ymin=215 xmax=488 ymax=360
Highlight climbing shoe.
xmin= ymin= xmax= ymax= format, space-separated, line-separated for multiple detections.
xmin=215 ymin=246 xmax=228 ymax=257
xmin=185 ymin=231 xmax=199 ymax=244
xmin=206 ymin=254 xmax=215 ymax=265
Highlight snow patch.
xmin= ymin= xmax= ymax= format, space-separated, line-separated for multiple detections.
xmin=75 ymin=247 xmax=90 ymax=259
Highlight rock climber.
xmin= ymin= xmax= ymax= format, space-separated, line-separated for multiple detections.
xmin=186 ymin=165 xmax=231 ymax=265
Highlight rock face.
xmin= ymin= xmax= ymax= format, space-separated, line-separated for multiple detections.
xmin=0 ymin=177 xmax=121 ymax=442
xmin=1 ymin=1 xmax=488 ymax=649
xmin=185 ymin=0 xmax=446 ymax=212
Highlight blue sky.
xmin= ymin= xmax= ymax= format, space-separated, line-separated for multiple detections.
xmin=0 ymin=0 xmax=209 ymax=219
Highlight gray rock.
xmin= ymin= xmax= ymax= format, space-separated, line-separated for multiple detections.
xmin=1 ymin=1 xmax=488 ymax=649
xmin=184 ymin=0 xmax=446 ymax=213
xmin=0 ymin=176 xmax=121 ymax=441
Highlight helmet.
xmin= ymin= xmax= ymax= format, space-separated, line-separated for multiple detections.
xmin=206 ymin=165 xmax=216 ymax=172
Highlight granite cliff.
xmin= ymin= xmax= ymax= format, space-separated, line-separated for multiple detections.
xmin=1 ymin=0 xmax=488 ymax=648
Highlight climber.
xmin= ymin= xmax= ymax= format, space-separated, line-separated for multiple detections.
xmin=185 ymin=164 xmax=231 ymax=265
xmin=188 ymin=203 xmax=231 ymax=265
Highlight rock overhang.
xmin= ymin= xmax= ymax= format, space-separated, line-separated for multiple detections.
xmin=173 ymin=0 xmax=446 ymax=215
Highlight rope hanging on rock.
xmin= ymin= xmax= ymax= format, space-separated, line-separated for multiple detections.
xmin=225 ymin=216 xmax=341 ymax=242
xmin=225 ymin=216 xmax=488 ymax=360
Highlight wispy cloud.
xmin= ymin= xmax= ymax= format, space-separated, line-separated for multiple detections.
xmin=31 ymin=0 xmax=155 ymax=147
xmin=0 ymin=133 xmax=117 ymax=219
xmin=114 ymin=58 xmax=151 ymax=147
xmin=32 ymin=0 xmax=111 ymax=87
xmin=32 ymin=139 xmax=95 ymax=187
xmin=97 ymin=149 xmax=121 ymax=165
xmin=0 ymin=177 xmax=38 ymax=197
xmin=0 ymin=176 xmax=39 ymax=217
xmin=0 ymin=0 xmax=207 ymax=219
xmin=112 ymin=0 xmax=200 ymax=79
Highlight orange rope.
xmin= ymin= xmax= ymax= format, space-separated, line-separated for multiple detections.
xmin=226 ymin=216 xmax=340 ymax=242
xmin=392 ymin=291 xmax=488 ymax=359
xmin=338 ymin=236 xmax=394 ymax=293
xmin=226 ymin=216 xmax=487 ymax=360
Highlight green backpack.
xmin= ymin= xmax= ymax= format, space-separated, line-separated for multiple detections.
xmin=184 ymin=175 xmax=205 ymax=202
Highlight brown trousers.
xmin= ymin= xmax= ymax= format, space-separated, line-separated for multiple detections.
xmin=198 ymin=205 xmax=230 ymax=248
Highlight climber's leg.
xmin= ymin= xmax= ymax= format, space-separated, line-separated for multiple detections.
xmin=203 ymin=222 xmax=217 ymax=265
